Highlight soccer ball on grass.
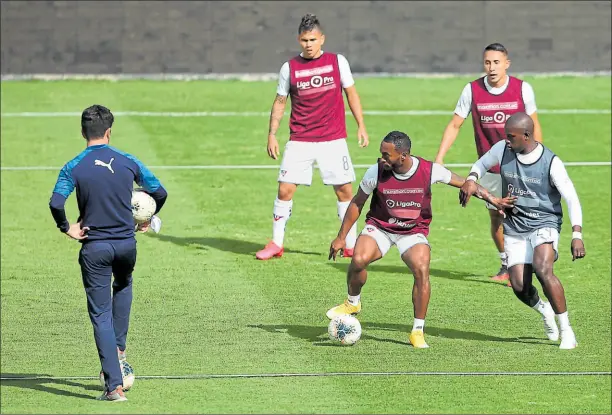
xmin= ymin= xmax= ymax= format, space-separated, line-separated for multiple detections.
xmin=99 ymin=360 xmax=135 ymax=391
xmin=328 ymin=315 xmax=362 ymax=345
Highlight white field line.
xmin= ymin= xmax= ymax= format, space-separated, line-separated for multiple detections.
xmin=1 ymin=162 xmax=610 ymax=172
xmin=1 ymin=109 xmax=611 ymax=117
xmin=1 ymin=371 xmax=610 ymax=381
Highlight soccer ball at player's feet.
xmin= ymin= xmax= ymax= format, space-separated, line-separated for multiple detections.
xmin=99 ymin=360 xmax=135 ymax=391
xmin=328 ymin=315 xmax=362 ymax=345
xmin=342 ymin=248 xmax=354 ymax=258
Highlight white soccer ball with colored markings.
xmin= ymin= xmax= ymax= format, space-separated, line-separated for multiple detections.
xmin=328 ymin=315 xmax=362 ymax=345
xmin=131 ymin=190 xmax=156 ymax=224
xmin=99 ymin=360 xmax=135 ymax=391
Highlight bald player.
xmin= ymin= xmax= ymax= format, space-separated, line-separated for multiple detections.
xmin=460 ymin=112 xmax=584 ymax=349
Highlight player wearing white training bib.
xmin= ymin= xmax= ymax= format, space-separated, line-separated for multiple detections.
xmin=460 ymin=113 xmax=585 ymax=350
xmin=468 ymin=141 xmax=582 ymax=269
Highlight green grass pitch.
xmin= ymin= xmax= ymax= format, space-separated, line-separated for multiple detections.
xmin=1 ymin=76 xmax=610 ymax=413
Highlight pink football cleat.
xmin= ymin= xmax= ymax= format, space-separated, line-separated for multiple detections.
xmin=256 ymin=241 xmax=284 ymax=260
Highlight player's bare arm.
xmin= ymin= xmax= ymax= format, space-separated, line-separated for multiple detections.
xmin=329 ymin=188 xmax=370 ymax=260
xmin=458 ymin=173 xmax=516 ymax=213
xmin=530 ymin=112 xmax=543 ymax=143
xmin=435 ymin=114 xmax=466 ymax=164
xmin=344 ymin=85 xmax=369 ymax=147
xmin=267 ymin=94 xmax=288 ymax=160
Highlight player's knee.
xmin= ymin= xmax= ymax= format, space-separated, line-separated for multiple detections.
xmin=277 ymin=183 xmax=296 ymax=200
xmin=532 ymin=259 xmax=553 ymax=280
xmin=333 ymin=183 xmax=353 ymax=201
xmin=350 ymin=254 xmax=370 ymax=271
xmin=411 ymin=263 xmax=430 ymax=280
xmin=510 ymin=275 xmax=524 ymax=293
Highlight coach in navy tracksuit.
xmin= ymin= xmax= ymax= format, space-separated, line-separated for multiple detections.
xmin=49 ymin=105 xmax=167 ymax=401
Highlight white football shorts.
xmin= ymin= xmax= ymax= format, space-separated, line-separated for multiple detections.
xmin=278 ymin=139 xmax=356 ymax=186
xmin=504 ymin=227 xmax=560 ymax=268
xmin=360 ymin=224 xmax=430 ymax=257
xmin=480 ymin=172 xmax=502 ymax=210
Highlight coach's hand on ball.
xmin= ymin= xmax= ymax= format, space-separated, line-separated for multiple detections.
xmin=329 ymin=237 xmax=346 ymax=261
xmin=136 ymin=220 xmax=151 ymax=233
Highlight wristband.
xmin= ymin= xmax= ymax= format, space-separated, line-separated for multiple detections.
xmin=572 ymin=231 xmax=582 ymax=240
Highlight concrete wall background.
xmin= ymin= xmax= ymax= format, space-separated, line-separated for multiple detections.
xmin=1 ymin=1 xmax=610 ymax=74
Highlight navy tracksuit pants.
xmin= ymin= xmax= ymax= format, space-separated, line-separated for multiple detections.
xmin=79 ymin=238 xmax=137 ymax=392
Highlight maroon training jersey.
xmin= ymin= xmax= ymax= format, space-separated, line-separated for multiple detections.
xmin=288 ymin=53 xmax=347 ymax=142
xmin=365 ymin=158 xmax=433 ymax=236
xmin=470 ymin=76 xmax=526 ymax=174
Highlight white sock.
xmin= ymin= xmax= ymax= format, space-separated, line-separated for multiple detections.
xmin=347 ymin=294 xmax=360 ymax=306
xmin=499 ymin=252 xmax=508 ymax=267
xmin=557 ymin=311 xmax=571 ymax=331
xmin=272 ymin=198 xmax=292 ymax=247
xmin=413 ymin=318 xmax=425 ymax=332
xmin=532 ymin=299 xmax=548 ymax=316
xmin=337 ymin=201 xmax=357 ymax=249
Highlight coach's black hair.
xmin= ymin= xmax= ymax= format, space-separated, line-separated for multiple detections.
xmin=484 ymin=43 xmax=508 ymax=56
xmin=81 ymin=105 xmax=114 ymax=140
xmin=298 ymin=13 xmax=322 ymax=34
xmin=383 ymin=131 xmax=412 ymax=153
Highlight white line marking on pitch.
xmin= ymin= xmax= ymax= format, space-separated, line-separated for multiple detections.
xmin=2 ymin=371 xmax=610 ymax=381
xmin=1 ymin=162 xmax=610 ymax=171
xmin=1 ymin=109 xmax=610 ymax=117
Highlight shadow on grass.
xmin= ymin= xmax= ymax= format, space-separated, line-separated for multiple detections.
xmin=248 ymin=321 xmax=550 ymax=347
xmin=147 ymin=234 xmax=322 ymax=256
xmin=1 ymin=373 xmax=101 ymax=400
xmin=327 ymin=262 xmax=504 ymax=286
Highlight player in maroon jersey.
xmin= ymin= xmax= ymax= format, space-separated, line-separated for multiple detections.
xmin=435 ymin=43 xmax=543 ymax=285
xmin=327 ymin=131 xmax=515 ymax=348
xmin=256 ymin=14 xmax=369 ymax=261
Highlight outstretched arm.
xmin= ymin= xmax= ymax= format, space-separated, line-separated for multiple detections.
xmin=329 ymin=188 xmax=370 ymax=260
xmin=431 ymin=163 xmax=515 ymax=212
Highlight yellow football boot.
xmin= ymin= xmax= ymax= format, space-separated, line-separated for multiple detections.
xmin=326 ymin=299 xmax=361 ymax=319
xmin=408 ymin=330 xmax=430 ymax=348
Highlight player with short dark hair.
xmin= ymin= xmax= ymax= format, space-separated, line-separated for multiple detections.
xmin=460 ymin=112 xmax=583 ymax=349
xmin=49 ymin=105 xmax=168 ymax=401
xmin=326 ymin=131 xmax=513 ymax=348
xmin=435 ymin=43 xmax=544 ymax=285
xmin=256 ymin=13 xmax=369 ymax=260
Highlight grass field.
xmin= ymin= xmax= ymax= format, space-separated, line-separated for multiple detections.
xmin=1 ymin=76 xmax=611 ymax=414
